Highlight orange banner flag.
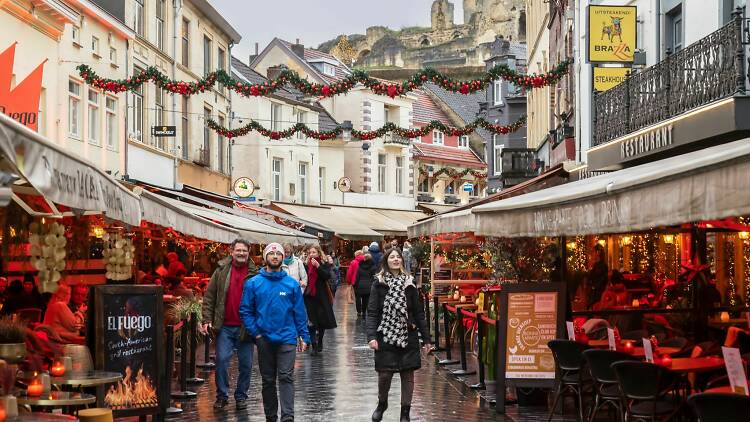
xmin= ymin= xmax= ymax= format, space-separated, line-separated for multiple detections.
xmin=0 ymin=43 xmax=46 ymax=131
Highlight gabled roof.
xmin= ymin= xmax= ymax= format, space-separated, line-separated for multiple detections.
xmin=413 ymin=143 xmax=486 ymax=169
xmin=191 ymin=0 xmax=242 ymax=44
xmin=318 ymin=108 xmax=339 ymax=131
xmin=277 ymin=39 xmax=352 ymax=83
xmin=423 ymin=83 xmax=492 ymax=143
xmin=413 ymin=90 xmax=452 ymax=125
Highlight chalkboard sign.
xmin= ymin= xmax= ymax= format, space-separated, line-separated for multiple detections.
xmin=93 ymin=285 xmax=166 ymax=418
xmin=495 ymin=282 xmax=566 ymax=414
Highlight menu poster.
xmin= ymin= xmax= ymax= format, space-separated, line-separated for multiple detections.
xmin=642 ymin=338 xmax=654 ymax=363
xmin=496 ymin=283 xmax=566 ymax=414
xmin=94 ymin=285 xmax=166 ymax=417
xmin=566 ymin=321 xmax=576 ymax=341
xmin=722 ymin=347 xmax=749 ymax=396
xmin=607 ymin=328 xmax=616 ymax=351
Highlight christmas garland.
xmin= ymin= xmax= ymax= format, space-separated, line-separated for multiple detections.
xmin=76 ymin=59 xmax=572 ymax=99
xmin=207 ymin=115 xmax=526 ymax=140
xmin=418 ymin=165 xmax=487 ymax=180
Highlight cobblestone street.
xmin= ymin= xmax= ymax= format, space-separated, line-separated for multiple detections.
xmin=167 ymin=286 xmax=540 ymax=421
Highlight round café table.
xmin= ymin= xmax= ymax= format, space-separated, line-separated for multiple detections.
xmin=587 ymin=339 xmax=636 ymax=348
xmin=16 ymin=391 xmax=95 ymax=408
xmin=666 ymin=357 xmax=725 ymax=373
xmin=628 ymin=346 xmax=681 ymax=358
xmin=8 ymin=413 xmax=78 ymax=421
xmin=704 ymin=381 xmax=750 ymax=394
xmin=50 ymin=371 xmax=122 ymax=408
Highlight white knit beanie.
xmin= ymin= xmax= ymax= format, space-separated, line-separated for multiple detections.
xmin=263 ymin=243 xmax=284 ymax=260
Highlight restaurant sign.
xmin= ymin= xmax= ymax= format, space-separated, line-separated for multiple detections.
xmin=588 ymin=5 xmax=636 ymax=63
xmin=0 ymin=43 xmax=46 ymax=131
xmin=93 ymin=285 xmax=166 ymax=417
xmin=593 ymin=67 xmax=630 ymax=91
xmin=496 ymin=283 xmax=565 ymax=413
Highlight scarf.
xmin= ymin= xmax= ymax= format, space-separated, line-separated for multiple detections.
xmin=377 ymin=272 xmax=409 ymax=348
xmin=283 ymin=256 xmax=294 ymax=266
xmin=306 ymin=257 xmax=321 ymax=296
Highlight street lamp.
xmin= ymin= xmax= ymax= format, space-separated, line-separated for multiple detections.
xmin=341 ymin=120 xmax=353 ymax=141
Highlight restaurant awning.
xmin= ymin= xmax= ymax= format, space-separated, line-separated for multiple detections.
xmin=0 ymin=114 xmax=141 ymax=226
xmin=408 ymin=209 xmax=475 ymax=238
xmin=272 ymin=203 xmax=384 ymax=241
xmin=472 ymin=138 xmax=750 ymax=238
xmin=174 ymin=200 xmax=318 ymax=245
xmin=138 ymin=189 xmax=239 ymax=243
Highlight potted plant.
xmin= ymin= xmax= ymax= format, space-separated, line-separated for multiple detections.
xmin=0 ymin=317 xmax=27 ymax=363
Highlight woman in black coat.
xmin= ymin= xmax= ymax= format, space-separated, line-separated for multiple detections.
xmin=304 ymin=245 xmax=337 ymax=355
xmin=354 ymin=254 xmax=377 ymax=318
xmin=366 ymin=248 xmax=431 ymax=422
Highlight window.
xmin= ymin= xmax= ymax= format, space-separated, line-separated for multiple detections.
xmin=313 ymin=62 xmax=335 ymax=76
xmin=87 ymin=90 xmax=100 ymax=144
xmin=203 ymin=107 xmax=211 ymax=162
xmin=377 ymin=153 xmax=386 ymax=193
xmin=433 ymin=130 xmax=444 ymax=145
xmin=395 ymin=156 xmax=404 ymax=194
xmin=272 ymin=158 xmax=283 ymax=201
xmin=493 ymin=134 xmax=504 ymax=176
xmin=181 ymin=97 xmax=189 ymax=159
xmin=384 ymin=108 xmax=390 ymax=124
xmin=666 ymin=5 xmax=683 ymax=54
xmin=296 ymin=110 xmax=306 ymax=139
xmin=418 ymin=178 xmax=429 ymax=193
xmin=298 ymin=162 xmax=308 ymax=204
xmin=218 ymin=115 xmax=226 ymax=173
xmin=458 ymin=135 xmax=469 ymax=148
xmin=217 ymin=47 xmax=226 ymax=93
xmin=105 ymin=97 xmax=117 ymax=150
xmin=130 ymin=67 xmax=144 ymax=141
xmin=271 ymin=103 xmax=282 ymax=131
xmin=445 ymin=180 xmax=455 ymax=195
xmin=154 ymin=88 xmax=165 ymax=150
xmin=155 ymin=0 xmax=166 ymax=50
xmin=109 ymin=47 xmax=117 ymax=64
xmin=203 ymin=36 xmax=212 ymax=76
xmin=68 ymin=80 xmax=81 ymax=138
xmin=494 ymin=80 xmax=503 ymax=106
xmin=318 ymin=167 xmax=325 ymax=203
xmin=181 ymin=19 xmax=190 ymax=67
xmin=71 ymin=26 xmax=80 ymax=44
xmin=91 ymin=36 xmax=100 ymax=55
xmin=134 ymin=0 xmax=144 ymax=37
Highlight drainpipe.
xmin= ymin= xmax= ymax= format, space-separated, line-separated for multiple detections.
xmin=656 ymin=0 xmax=661 ymax=63
xmin=575 ymin=0 xmax=583 ymax=163
xmin=228 ymin=41 xmax=234 ymax=187
xmin=124 ymin=39 xmax=130 ymax=179
xmin=172 ymin=0 xmax=182 ymax=189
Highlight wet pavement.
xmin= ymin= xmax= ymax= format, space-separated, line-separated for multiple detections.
xmin=166 ymin=287 xmax=571 ymax=421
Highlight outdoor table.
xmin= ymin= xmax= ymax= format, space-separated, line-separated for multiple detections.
xmin=708 ymin=318 xmax=747 ymax=329
xmin=8 ymin=413 xmax=77 ymax=421
xmin=667 ymin=357 xmax=725 ymax=373
xmin=50 ymin=371 xmax=122 ymax=408
xmin=704 ymin=381 xmax=750 ymax=394
xmin=16 ymin=391 xmax=95 ymax=408
xmin=588 ymin=339 xmax=636 ymax=348
xmin=628 ymin=346 xmax=681 ymax=358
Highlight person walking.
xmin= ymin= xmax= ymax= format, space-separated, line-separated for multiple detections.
xmin=366 ymin=248 xmax=432 ymax=422
xmin=240 ymin=243 xmax=310 ymax=422
xmin=329 ymin=251 xmax=341 ymax=296
xmin=369 ymin=242 xmax=383 ymax=267
xmin=304 ymin=245 xmax=337 ymax=355
xmin=354 ymin=254 xmax=377 ymax=319
xmin=282 ymin=243 xmax=307 ymax=290
xmin=345 ymin=250 xmax=365 ymax=304
xmin=201 ymin=238 xmax=258 ymax=410
xmin=402 ymin=241 xmax=413 ymax=274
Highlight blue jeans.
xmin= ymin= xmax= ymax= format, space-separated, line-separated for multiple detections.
xmin=215 ymin=326 xmax=254 ymax=401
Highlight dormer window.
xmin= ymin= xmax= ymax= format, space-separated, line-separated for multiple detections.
xmin=310 ymin=60 xmax=337 ymax=77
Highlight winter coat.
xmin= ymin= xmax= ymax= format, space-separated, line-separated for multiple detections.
xmin=346 ymin=255 xmax=366 ymax=286
xmin=366 ymin=273 xmax=431 ymax=372
xmin=303 ymin=262 xmax=337 ymax=330
xmin=202 ymin=257 xmax=259 ymax=330
xmin=369 ymin=244 xmax=383 ymax=267
xmin=355 ymin=259 xmax=378 ymax=296
xmin=282 ymin=256 xmax=308 ymax=288
xmin=166 ymin=252 xmax=187 ymax=278
xmin=239 ymin=268 xmax=310 ymax=345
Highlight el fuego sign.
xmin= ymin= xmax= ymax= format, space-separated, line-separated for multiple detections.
xmin=0 ymin=43 xmax=46 ymax=131
xmin=588 ymin=5 xmax=637 ymax=63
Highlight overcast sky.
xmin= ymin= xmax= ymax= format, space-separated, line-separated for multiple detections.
xmin=211 ymin=0 xmax=464 ymax=63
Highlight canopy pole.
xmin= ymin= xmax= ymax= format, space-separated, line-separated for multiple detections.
xmin=691 ymin=223 xmax=709 ymax=342
xmin=430 ymin=235 xmax=436 ymax=298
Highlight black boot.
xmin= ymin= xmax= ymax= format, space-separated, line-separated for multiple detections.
xmin=317 ymin=330 xmax=324 ymax=352
xmin=400 ymin=406 xmax=411 ymax=422
xmin=371 ymin=401 xmax=387 ymax=421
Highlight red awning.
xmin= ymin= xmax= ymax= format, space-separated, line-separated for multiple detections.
xmin=413 ymin=143 xmax=486 ymax=168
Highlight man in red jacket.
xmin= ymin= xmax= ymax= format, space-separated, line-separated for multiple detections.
xmin=345 ymin=251 xmax=365 ymax=304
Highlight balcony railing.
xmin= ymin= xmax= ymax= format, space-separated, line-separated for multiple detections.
xmin=383 ymin=133 xmax=409 ymax=146
xmin=593 ymin=10 xmax=746 ymax=147
xmin=194 ymin=147 xmax=211 ymax=167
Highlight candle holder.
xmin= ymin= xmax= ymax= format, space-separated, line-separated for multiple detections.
xmin=623 ymin=341 xmax=635 ymax=354
xmin=26 ymin=373 xmax=43 ymax=397
xmin=50 ymin=361 xmax=65 ymax=377
xmin=720 ymin=312 xmax=730 ymax=322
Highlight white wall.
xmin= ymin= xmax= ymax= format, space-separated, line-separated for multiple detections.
xmin=128 ymin=144 xmax=175 ymax=187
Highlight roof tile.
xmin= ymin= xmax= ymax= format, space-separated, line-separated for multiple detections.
xmin=413 ymin=143 xmax=486 ymax=168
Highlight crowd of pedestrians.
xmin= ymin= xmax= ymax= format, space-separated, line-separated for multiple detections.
xmin=199 ymin=237 xmax=429 ymax=422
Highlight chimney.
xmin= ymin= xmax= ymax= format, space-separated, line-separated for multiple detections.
xmin=267 ymin=64 xmax=289 ymax=81
xmin=291 ymin=38 xmax=305 ymax=58
xmin=248 ymin=43 xmax=260 ymax=65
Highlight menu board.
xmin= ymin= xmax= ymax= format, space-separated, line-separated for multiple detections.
xmin=496 ymin=283 xmax=566 ymax=414
xmin=504 ymin=292 xmax=558 ymax=379
xmin=93 ymin=285 xmax=166 ymax=418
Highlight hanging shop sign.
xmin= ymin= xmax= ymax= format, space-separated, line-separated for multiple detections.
xmin=233 ymin=177 xmax=255 ymax=198
xmin=462 ymin=182 xmax=474 ymax=192
xmin=92 ymin=285 xmax=166 ymax=418
xmin=496 ymin=283 xmax=566 ymax=413
xmin=593 ymin=67 xmax=630 ymax=91
xmin=151 ymin=126 xmax=176 ymax=137
xmin=0 ymin=43 xmax=46 ymax=131
xmin=588 ymin=5 xmax=637 ymax=63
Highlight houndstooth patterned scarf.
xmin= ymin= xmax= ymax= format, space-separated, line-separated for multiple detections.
xmin=377 ymin=272 xmax=409 ymax=348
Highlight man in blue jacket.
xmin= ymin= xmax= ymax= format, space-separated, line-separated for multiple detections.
xmin=240 ymin=243 xmax=310 ymax=422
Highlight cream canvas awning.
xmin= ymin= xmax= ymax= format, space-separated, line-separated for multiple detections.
xmin=472 ymin=138 xmax=750 ymax=238
xmin=408 ymin=209 xmax=476 ymax=238
xmin=0 ymin=114 xmax=141 ymax=226
xmin=272 ymin=203 xmax=383 ymax=241
xmin=139 ymin=190 xmax=239 ymax=243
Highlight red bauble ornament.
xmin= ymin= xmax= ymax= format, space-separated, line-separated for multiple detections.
xmin=322 ymin=86 xmax=331 ymax=96
xmin=459 ymin=84 xmax=470 ymax=95
xmin=387 ymin=85 xmax=398 ymax=98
